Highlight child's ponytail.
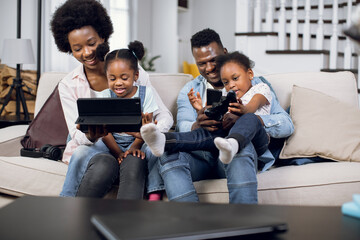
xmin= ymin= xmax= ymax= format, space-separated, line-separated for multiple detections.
xmin=128 ymin=41 xmax=145 ymax=61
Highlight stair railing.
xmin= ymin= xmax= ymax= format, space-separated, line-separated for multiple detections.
xmin=290 ymin=0 xmax=298 ymax=50
xmin=330 ymin=0 xmax=339 ymax=69
xmin=237 ymin=0 xmax=357 ymax=71
xmin=316 ymin=0 xmax=325 ymax=50
xmin=278 ymin=0 xmax=287 ymax=50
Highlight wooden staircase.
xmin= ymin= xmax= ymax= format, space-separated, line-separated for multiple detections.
xmin=235 ymin=0 xmax=359 ymax=93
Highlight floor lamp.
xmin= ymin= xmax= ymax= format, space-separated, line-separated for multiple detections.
xmin=0 ymin=0 xmax=35 ymax=121
xmin=0 ymin=39 xmax=35 ymax=120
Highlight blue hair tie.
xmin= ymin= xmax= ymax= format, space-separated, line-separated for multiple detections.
xmin=131 ymin=50 xmax=137 ymax=59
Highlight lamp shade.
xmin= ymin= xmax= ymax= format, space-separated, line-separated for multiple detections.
xmin=1 ymin=39 xmax=35 ymax=64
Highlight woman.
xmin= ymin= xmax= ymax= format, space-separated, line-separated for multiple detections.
xmin=50 ymin=0 xmax=172 ymax=198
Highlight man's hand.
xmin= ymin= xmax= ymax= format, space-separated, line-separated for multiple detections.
xmin=221 ymin=112 xmax=240 ymax=131
xmin=191 ymin=106 xmax=222 ymax=132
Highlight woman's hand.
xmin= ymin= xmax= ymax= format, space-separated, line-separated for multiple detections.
xmin=77 ymin=124 xmax=108 ymax=142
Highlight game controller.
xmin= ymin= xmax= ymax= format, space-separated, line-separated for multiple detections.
xmin=204 ymin=90 xmax=237 ymax=121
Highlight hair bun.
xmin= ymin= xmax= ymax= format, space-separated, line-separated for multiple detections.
xmin=128 ymin=40 xmax=145 ymax=61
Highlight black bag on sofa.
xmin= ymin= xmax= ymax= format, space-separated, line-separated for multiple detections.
xmin=21 ymin=85 xmax=68 ymax=152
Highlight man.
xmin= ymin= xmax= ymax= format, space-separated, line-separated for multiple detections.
xmin=159 ymin=28 xmax=294 ymax=203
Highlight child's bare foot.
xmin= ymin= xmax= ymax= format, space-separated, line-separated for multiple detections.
xmin=140 ymin=123 xmax=165 ymax=157
xmin=214 ymin=137 xmax=238 ymax=164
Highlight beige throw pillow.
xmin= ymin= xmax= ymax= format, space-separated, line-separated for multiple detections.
xmin=279 ymin=85 xmax=360 ymax=162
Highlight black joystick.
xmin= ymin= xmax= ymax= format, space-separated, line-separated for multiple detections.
xmin=204 ymin=90 xmax=237 ymax=121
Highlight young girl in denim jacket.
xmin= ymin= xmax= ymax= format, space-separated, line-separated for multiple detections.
xmin=60 ymin=41 xmax=158 ymax=199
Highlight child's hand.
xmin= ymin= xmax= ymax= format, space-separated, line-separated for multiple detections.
xmin=117 ymin=152 xmax=126 ymax=164
xmin=142 ymin=112 xmax=156 ymax=125
xmin=123 ymin=148 xmax=145 ymax=159
xmin=228 ymin=99 xmax=247 ymax=116
xmin=187 ymin=88 xmax=202 ymax=112
xmin=125 ymin=132 xmax=142 ymax=139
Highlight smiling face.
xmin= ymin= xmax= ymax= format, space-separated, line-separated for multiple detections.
xmin=220 ymin=61 xmax=254 ymax=99
xmin=192 ymin=41 xmax=227 ymax=89
xmin=68 ymin=25 xmax=104 ymax=70
xmin=106 ymin=59 xmax=138 ymax=98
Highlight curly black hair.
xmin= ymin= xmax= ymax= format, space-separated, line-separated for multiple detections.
xmin=216 ymin=51 xmax=255 ymax=72
xmin=50 ymin=0 xmax=113 ymax=53
xmin=100 ymin=40 xmax=145 ymax=73
xmin=190 ymin=28 xmax=224 ymax=49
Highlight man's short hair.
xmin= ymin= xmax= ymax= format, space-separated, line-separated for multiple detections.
xmin=190 ymin=28 xmax=223 ymax=49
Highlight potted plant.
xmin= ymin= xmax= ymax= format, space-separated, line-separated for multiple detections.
xmin=140 ymin=48 xmax=161 ymax=72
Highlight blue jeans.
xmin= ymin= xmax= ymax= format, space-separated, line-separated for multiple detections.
xmin=164 ymin=113 xmax=268 ymax=157
xmin=159 ymin=143 xmax=258 ymax=204
xmin=143 ymin=144 xmax=165 ymax=194
xmin=145 ymin=113 xmax=265 ymax=200
xmin=60 ymin=134 xmax=135 ymax=197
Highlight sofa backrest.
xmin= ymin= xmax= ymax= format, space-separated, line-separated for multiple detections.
xmin=149 ymin=73 xmax=193 ymax=120
xmin=263 ymin=71 xmax=359 ymax=110
xmin=35 ymin=71 xmax=358 ymax=120
xmin=34 ymin=72 xmax=193 ymax=120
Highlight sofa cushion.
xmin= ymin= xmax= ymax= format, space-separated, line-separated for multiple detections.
xmin=0 ymin=125 xmax=28 ymax=157
xmin=149 ymin=73 xmax=193 ymax=121
xmin=194 ymin=162 xmax=360 ymax=206
xmin=0 ymin=156 xmax=67 ymax=196
xmin=0 ymin=125 xmax=28 ymax=143
xmin=280 ymin=85 xmax=360 ymax=162
xmin=264 ymin=71 xmax=358 ymax=110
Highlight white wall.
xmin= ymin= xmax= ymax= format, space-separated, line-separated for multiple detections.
xmin=177 ymin=0 xmax=237 ymax=69
xmin=136 ymin=0 xmax=237 ymax=72
xmin=190 ymin=0 xmax=236 ymax=53
xmin=151 ymin=0 xmax=178 ymax=73
xmin=136 ymin=0 xmax=153 ymax=53
xmin=0 ymin=0 xmax=237 ymax=74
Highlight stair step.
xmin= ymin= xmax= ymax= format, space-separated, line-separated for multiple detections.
xmin=262 ymin=19 xmax=347 ymax=25
xmin=235 ymin=32 xmax=277 ymax=36
xmin=235 ymin=32 xmax=347 ymax=40
xmin=266 ymin=50 xmax=357 ymax=57
xmin=321 ymin=68 xmax=358 ymax=74
xmin=266 ymin=50 xmax=330 ymax=54
xmin=274 ymin=1 xmax=356 ymax=11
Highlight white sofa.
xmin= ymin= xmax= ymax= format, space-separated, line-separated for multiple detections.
xmin=1 ymin=71 xmax=360 ymax=207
